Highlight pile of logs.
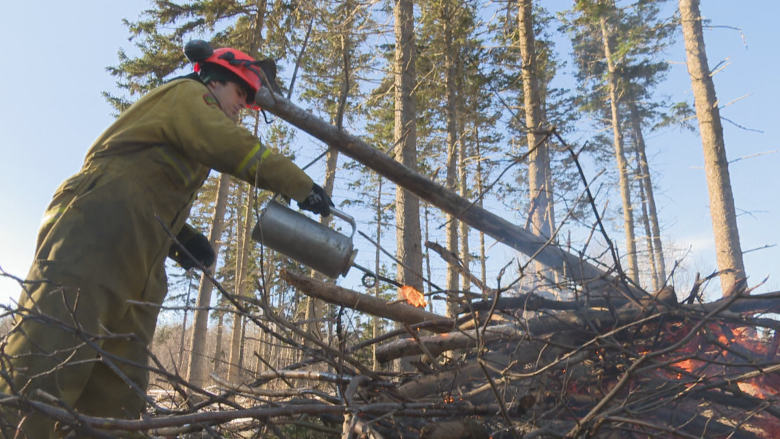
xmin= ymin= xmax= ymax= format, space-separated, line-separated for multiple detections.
xmin=265 ymin=271 xmax=779 ymax=439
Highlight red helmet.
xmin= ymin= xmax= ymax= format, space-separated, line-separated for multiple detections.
xmin=186 ymin=41 xmax=263 ymax=110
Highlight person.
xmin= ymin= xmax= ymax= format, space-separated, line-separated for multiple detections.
xmin=0 ymin=41 xmax=333 ymax=437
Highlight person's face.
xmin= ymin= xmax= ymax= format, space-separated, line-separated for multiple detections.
xmin=208 ymin=81 xmax=248 ymax=120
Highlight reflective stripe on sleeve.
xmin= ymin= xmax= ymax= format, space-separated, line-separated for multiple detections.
xmin=235 ymin=143 xmax=270 ymax=181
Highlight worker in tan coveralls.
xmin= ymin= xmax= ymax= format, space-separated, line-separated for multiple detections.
xmin=0 ymin=41 xmax=333 ymax=437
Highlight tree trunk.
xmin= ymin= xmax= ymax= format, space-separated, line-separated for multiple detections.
xmin=304 ymin=147 xmax=339 ymax=344
xmin=444 ymin=0 xmax=460 ymax=318
xmin=305 ymin=22 xmax=350 ymax=343
xmin=635 ymin=157 xmax=658 ymax=290
xmin=628 ymin=100 xmax=666 ymax=289
xmin=476 ymin=132 xmax=487 ymax=291
xmin=373 ymin=177 xmax=383 ymax=371
xmin=177 ymin=273 xmax=195 ymax=371
xmin=394 ymin=0 xmax=423 ymax=371
xmin=424 ymin=204 xmax=433 ymax=313
xmin=187 ymin=172 xmax=232 ymax=387
xmin=213 ymin=307 xmax=225 ymax=375
xmin=426 ymin=242 xmax=491 ymax=295
xmin=228 ymin=184 xmax=253 ymax=382
xmin=458 ymin=123 xmax=470 ymax=295
xmin=678 ymin=0 xmax=746 ymax=295
xmin=600 ymin=12 xmax=639 ymax=283
xmin=238 ymin=317 xmax=248 ymax=374
xmin=519 ymin=0 xmax=554 ymax=284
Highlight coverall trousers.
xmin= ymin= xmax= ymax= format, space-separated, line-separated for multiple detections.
xmin=0 ymin=165 xmax=171 ymax=438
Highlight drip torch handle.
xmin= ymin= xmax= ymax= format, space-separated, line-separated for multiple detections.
xmin=330 ymin=208 xmax=356 ymax=239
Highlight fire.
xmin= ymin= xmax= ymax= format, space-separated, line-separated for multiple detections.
xmin=672 ymin=359 xmax=696 ymax=376
xmin=738 ymin=381 xmax=776 ymax=399
xmin=548 ymin=318 xmax=780 ymax=438
xmin=399 ymin=285 xmax=427 ymax=308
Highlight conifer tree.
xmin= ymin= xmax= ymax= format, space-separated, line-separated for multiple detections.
xmin=518 ymin=0 xmax=554 ymax=283
xmin=490 ymin=2 xmax=579 ymax=288
xmin=678 ymin=0 xmax=745 ymax=295
xmin=565 ymin=0 xmax=674 ymax=287
xmin=394 ymin=0 xmax=424 ymax=335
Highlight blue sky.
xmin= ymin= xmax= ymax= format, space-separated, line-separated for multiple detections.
xmin=0 ymin=0 xmax=778 ymax=306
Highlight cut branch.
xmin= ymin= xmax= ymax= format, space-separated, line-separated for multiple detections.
xmin=282 ymin=270 xmax=455 ymax=332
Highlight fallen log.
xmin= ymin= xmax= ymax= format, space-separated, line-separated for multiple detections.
xmin=255 ymin=88 xmax=642 ymax=300
xmin=396 ymin=352 xmax=513 ymax=402
xmin=394 ymin=337 xmax=569 ymax=401
xmin=378 ymin=291 xmax=780 ymax=363
xmin=376 ymin=307 xmax=644 ymax=363
xmin=458 ymin=285 xmax=678 ymax=314
xmin=282 ymin=270 xmax=456 ymax=332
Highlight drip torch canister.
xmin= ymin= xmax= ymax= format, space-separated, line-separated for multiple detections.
xmin=251 ymin=200 xmax=358 ymax=279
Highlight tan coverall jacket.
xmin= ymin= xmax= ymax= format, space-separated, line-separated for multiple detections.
xmin=0 ymin=78 xmax=313 ymax=437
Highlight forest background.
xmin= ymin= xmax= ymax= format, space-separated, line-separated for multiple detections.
xmin=1 ymin=0 xmax=778 ymax=318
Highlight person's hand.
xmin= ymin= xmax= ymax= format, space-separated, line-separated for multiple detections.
xmin=297 ymin=183 xmax=334 ymax=217
xmin=169 ymin=227 xmax=216 ymax=269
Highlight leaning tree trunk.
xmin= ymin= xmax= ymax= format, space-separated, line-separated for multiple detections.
xmin=187 ymin=172 xmax=232 ymax=387
xmin=679 ymin=0 xmax=746 ymax=295
xmin=394 ymin=0 xmax=423 ymax=371
xmin=444 ymin=0 xmax=460 ymax=318
xmin=635 ymin=157 xmax=658 ymax=290
xmin=628 ymin=99 xmax=666 ymax=289
xmin=600 ymin=13 xmax=639 ymax=283
xmin=253 ymin=88 xmax=647 ymax=299
xmin=519 ymin=0 xmax=554 ymax=283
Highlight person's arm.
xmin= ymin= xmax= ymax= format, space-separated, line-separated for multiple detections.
xmin=163 ymin=81 xmax=313 ymax=202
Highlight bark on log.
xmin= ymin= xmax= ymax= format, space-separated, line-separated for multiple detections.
xmin=255 ymin=89 xmax=642 ymax=300
xmin=378 ymin=292 xmax=780 ymax=363
xmin=459 ymin=285 xmax=677 ymax=314
xmin=394 ymin=352 xmax=511 ymax=400
xmin=282 ymin=271 xmax=455 ymax=333
xmin=698 ymin=291 xmax=780 ymax=314
xmin=376 ymin=307 xmax=644 ymax=363
xmin=395 ymin=342 xmax=558 ymax=401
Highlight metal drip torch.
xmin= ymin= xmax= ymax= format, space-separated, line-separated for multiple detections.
xmin=251 ymin=199 xmax=407 ymax=290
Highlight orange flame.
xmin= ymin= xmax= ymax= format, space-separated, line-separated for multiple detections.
xmin=673 ymin=359 xmax=696 ymax=374
xmin=399 ymin=285 xmax=427 ymax=308
xmin=738 ymin=381 xmax=776 ymax=399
